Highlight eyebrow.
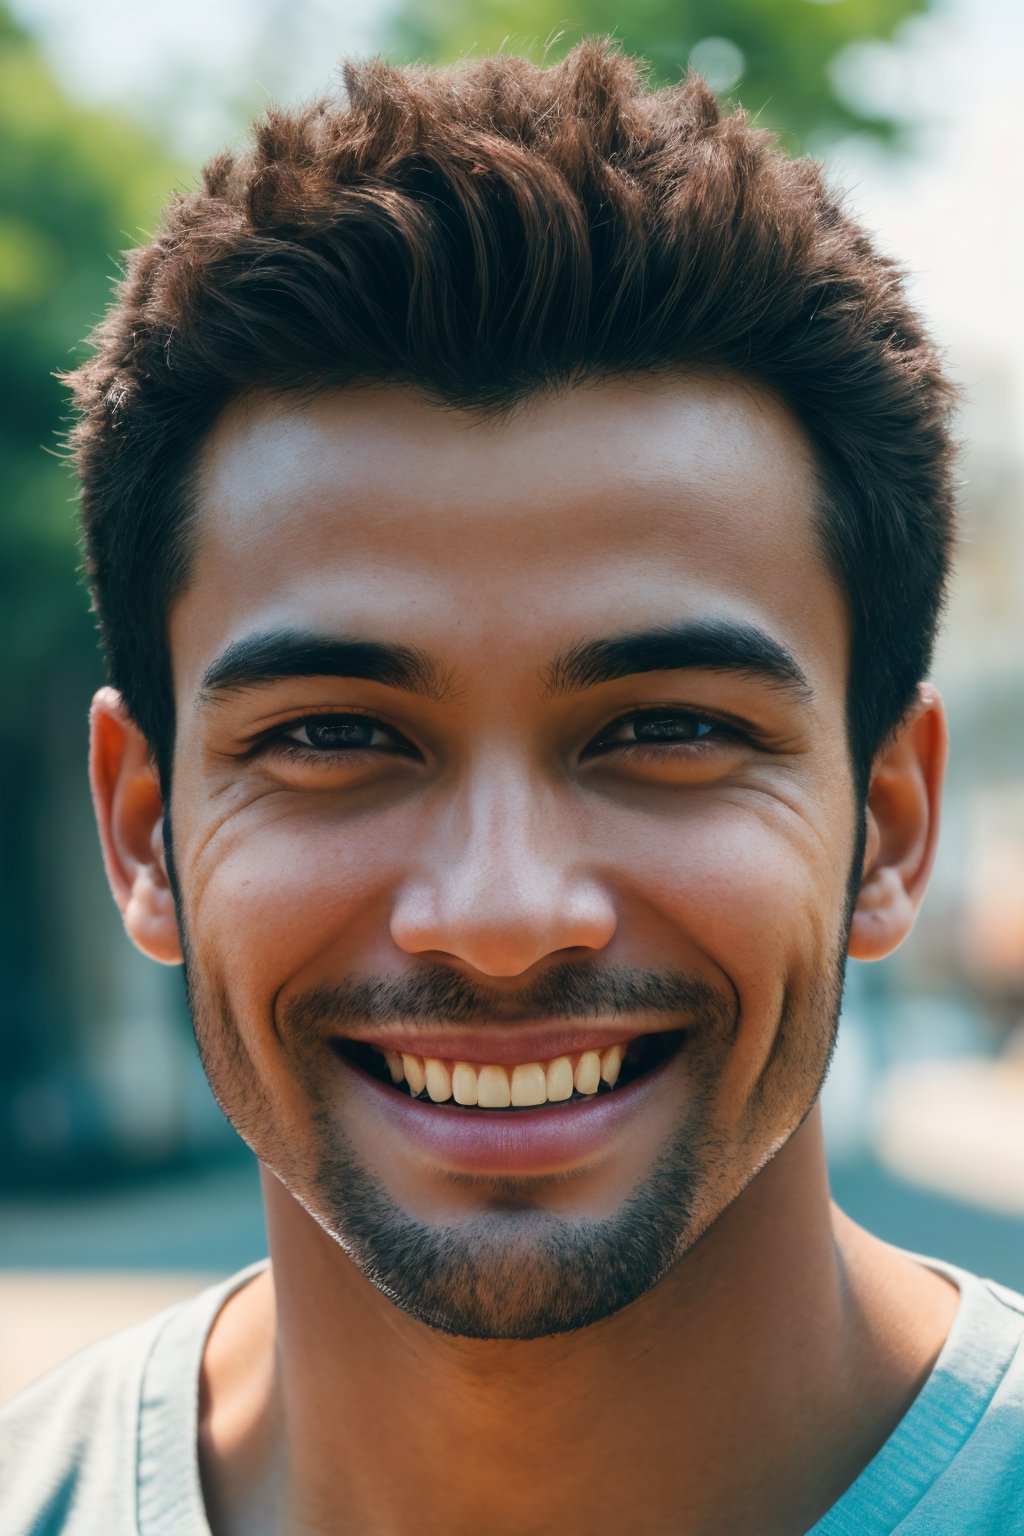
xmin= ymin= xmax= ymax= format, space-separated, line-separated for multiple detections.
xmin=545 ymin=621 xmax=813 ymax=700
xmin=198 ymin=618 xmax=812 ymax=709
xmin=199 ymin=630 xmax=450 ymax=703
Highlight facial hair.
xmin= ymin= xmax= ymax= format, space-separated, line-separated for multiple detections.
xmin=184 ymin=949 xmax=846 ymax=1340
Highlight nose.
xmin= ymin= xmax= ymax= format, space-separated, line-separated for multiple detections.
xmin=389 ymin=766 xmax=617 ymax=978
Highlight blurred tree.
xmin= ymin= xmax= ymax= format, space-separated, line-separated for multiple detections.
xmin=0 ymin=2 xmax=181 ymax=1174
xmin=389 ymin=0 xmax=933 ymax=149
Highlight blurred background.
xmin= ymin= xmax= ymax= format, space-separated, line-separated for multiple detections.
xmin=1 ymin=0 xmax=1022 ymax=1399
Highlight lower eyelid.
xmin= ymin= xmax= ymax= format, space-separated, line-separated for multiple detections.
xmin=263 ymin=739 xmax=384 ymax=766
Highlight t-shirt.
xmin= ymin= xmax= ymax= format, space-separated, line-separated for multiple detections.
xmin=2 ymin=1256 xmax=1022 ymax=1534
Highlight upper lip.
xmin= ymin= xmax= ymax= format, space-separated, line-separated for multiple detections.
xmin=333 ymin=1018 xmax=686 ymax=1066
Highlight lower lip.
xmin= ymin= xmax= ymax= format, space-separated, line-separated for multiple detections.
xmin=333 ymin=1046 xmax=681 ymax=1175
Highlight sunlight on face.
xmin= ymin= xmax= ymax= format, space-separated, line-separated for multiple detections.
xmin=165 ymin=375 xmax=856 ymax=1336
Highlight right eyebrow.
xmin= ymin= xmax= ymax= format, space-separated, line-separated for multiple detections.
xmin=198 ymin=629 xmax=450 ymax=704
xmin=544 ymin=620 xmax=814 ymax=701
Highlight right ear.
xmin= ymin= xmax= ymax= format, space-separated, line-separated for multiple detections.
xmin=89 ymin=687 xmax=183 ymax=965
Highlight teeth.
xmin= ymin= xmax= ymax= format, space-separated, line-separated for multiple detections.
xmin=574 ymin=1051 xmax=602 ymax=1096
xmin=477 ymin=1065 xmax=512 ymax=1109
xmin=424 ymin=1058 xmax=452 ymax=1104
xmin=545 ymin=1056 xmax=574 ymax=1102
xmin=402 ymin=1054 xmax=426 ymax=1096
xmin=385 ymin=1051 xmax=404 ymax=1084
xmin=510 ymin=1063 xmax=547 ymax=1107
xmin=600 ymin=1043 xmax=625 ymax=1088
xmin=451 ymin=1062 xmax=479 ymax=1106
xmin=382 ymin=1041 xmax=634 ymax=1107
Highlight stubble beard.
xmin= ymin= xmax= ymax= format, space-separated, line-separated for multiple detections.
xmin=305 ymin=1100 xmax=718 ymax=1339
xmin=182 ymin=945 xmax=846 ymax=1341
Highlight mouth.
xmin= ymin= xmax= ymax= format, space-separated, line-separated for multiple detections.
xmin=333 ymin=1029 xmax=686 ymax=1111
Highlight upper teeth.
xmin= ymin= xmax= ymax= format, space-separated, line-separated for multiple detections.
xmin=382 ymin=1044 xmax=627 ymax=1107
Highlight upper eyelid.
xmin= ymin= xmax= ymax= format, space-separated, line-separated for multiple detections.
xmin=598 ymin=706 xmax=752 ymax=738
xmin=248 ymin=708 xmax=401 ymax=741
xmin=284 ymin=713 xmax=392 ymax=735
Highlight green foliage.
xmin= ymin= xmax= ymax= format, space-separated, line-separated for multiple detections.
xmin=0 ymin=5 xmax=182 ymax=1079
xmin=0 ymin=5 xmax=181 ymax=680
xmin=388 ymin=0 xmax=931 ymax=149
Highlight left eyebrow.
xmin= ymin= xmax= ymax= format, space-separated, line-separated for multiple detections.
xmin=198 ymin=629 xmax=450 ymax=703
xmin=544 ymin=621 xmax=813 ymax=700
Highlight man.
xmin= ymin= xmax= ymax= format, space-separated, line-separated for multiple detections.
xmin=2 ymin=39 xmax=1022 ymax=1536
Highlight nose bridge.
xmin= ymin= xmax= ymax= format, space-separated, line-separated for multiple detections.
xmin=390 ymin=747 xmax=616 ymax=974
xmin=442 ymin=750 xmax=566 ymax=912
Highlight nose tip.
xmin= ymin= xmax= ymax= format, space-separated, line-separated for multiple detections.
xmin=389 ymin=878 xmax=617 ymax=979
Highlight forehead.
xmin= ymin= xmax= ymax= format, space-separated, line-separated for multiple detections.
xmin=175 ymin=374 xmax=846 ymax=694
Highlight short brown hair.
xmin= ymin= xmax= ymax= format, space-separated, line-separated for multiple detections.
xmin=67 ymin=42 xmax=957 ymax=790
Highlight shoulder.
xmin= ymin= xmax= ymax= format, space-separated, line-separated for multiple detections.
xmin=0 ymin=1264 xmax=266 ymax=1536
xmin=0 ymin=1306 xmax=171 ymax=1535
xmin=899 ymin=1267 xmax=1024 ymax=1532
xmin=934 ymin=1265 xmax=1024 ymax=1400
xmin=815 ymin=1260 xmax=1024 ymax=1535
xmin=957 ymin=1273 xmax=1024 ymax=1442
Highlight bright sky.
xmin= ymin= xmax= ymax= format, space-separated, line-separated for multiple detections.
xmin=9 ymin=0 xmax=399 ymax=156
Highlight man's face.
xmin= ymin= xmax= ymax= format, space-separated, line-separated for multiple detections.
xmin=166 ymin=375 xmax=855 ymax=1337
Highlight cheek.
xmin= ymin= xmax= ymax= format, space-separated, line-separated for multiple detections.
xmin=179 ymin=794 xmax=407 ymax=1025
xmin=614 ymin=791 xmax=851 ymax=967
xmin=605 ymin=796 xmax=852 ymax=1109
xmin=176 ymin=765 xmax=854 ymax=1072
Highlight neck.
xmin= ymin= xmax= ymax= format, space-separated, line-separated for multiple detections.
xmin=199 ymin=1110 xmax=957 ymax=1536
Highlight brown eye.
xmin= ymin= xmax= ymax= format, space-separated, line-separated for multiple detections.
xmin=596 ymin=711 xmax=721 ymax=750
xmin=284 ymin=716 xmax=394 ymax=751
xmin=624 ymin=713 xmax=715 ymax=744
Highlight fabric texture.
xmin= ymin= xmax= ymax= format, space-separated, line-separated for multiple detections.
xmin=0 ymin=1262 xmax=265 ymax=1536
xmin=1 ymin=1255 xmax=1022 ymax=1534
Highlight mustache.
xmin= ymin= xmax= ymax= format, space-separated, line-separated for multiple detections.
xmin=280 ymin=962 xmax=735 ymax=1034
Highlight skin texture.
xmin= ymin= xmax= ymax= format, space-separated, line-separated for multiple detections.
xmin=90 ymin=375 xmax=958 ymax=1535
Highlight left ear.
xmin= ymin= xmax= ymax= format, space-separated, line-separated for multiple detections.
xmin=847 ymin=684 xmax=947 ymax=962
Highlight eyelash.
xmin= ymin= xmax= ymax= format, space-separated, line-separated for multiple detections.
xmin=586 ymin=714 xmax=742 ymax=762
xmin=250 ymin=708 xmax=750 ymax=767
xmin=249 ymin=712 xmax=413 ymax=764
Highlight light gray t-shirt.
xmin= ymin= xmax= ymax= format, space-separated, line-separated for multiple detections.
xmin=2 ymin=1256 xmax=1023 ymax=1534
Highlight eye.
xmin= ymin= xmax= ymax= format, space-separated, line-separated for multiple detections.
xmin=588 ymin=709 xmax=735 ymax=756
xmin=613 ymin=712 xmax=715 ymax=745
xmin=278 ymin=714 xmax=408 ymax=754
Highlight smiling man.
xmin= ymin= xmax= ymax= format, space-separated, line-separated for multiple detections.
xmin=4 ymin=40 xmax=1024 ymax=1536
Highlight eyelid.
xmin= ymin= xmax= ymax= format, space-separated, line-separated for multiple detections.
xmin=589 ymin=705 xmax=756 ymax=750
xmin=242 ymin=708 xmax=414 ymax=758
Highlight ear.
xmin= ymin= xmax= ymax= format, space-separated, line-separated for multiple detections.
xmin=847 ymin=684 xmax=947 ymax=962
xmin=89 ymin=687 xmax=183 ymax=965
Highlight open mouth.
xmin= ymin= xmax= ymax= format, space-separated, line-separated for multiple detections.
xmin=335 ymin=1030 xmax=686 ymax=1110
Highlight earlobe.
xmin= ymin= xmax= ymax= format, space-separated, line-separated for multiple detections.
xmin=89 ymin=687 xmax=183 ymax=966
xmin=847 ymin=685 xmax=947 ymax=962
